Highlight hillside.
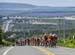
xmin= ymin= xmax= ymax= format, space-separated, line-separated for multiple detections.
xmin=0 ymin=3 xmax=75 ymax=16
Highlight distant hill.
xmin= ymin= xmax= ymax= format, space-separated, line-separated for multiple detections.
xmin=0 ymin=3 xmax=75 ymax=16
xmin=0 ymin=3 xmax=36 ymax=8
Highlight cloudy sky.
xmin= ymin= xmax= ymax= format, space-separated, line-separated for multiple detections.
xmin=0 ymin=0 xmax=75 ymax=7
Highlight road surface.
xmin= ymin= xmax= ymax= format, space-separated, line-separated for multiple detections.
xmin=0 ymin=46 xmax=75 ymax=55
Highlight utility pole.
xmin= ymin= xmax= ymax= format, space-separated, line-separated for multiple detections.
xmin=58 ymin=17 xmax=61 ymax=37
xmin=57 ymin=17 xmax=61 ymax=40
xmin=63 ymin=17 xmax=66 ymax=43
xmin=73 ymin=35 xmax=75 ymax=44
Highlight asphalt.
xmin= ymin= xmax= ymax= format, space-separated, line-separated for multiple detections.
xmin=6 ymin=46 xmax=46 ymax=55
xmin=0 ymin=47 xmax=10 ymax=55
xmin=0 ymin=46 xmax=75 ymax=55
xmin=42 ymin=46 xmax=75 ymax=55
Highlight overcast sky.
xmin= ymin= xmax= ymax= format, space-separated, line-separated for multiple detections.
xmin=0 ymin=0 xmax=75 ymax=7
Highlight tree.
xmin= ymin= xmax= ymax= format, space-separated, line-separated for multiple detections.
xmin=0 ymin=28 xmax=4 ymax=44
xmin=0 ymin=28 xmax=7 ymax=44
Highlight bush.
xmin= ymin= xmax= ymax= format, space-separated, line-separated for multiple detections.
xmin=58 ymin=37 xmax=75 ymax=48
xmin=6 ymin=42 xmax=12 ymax=46
xmin=1 ymin=39 xmax=12 ymax=46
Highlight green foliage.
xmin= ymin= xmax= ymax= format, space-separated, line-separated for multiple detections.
xmin=0 ymin=28 xmax=12 ymax=46
xmin=58 ymin=33 xmax=75 ymax=48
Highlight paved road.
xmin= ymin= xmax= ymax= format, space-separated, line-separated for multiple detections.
xmin=0 ymin=46 xmax=75 ymax=55
xmin=42 ymin=46 xmax=75 ymax=55
xmin=0 ymin=47 xmax=10 ymax=55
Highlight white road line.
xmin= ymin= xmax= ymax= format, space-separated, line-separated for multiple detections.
xmin=0 ymin=47 xmax=7 ymax=54
xmin=3 ymin=47 xmax=14 ymax=55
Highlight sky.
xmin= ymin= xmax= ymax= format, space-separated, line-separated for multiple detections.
xmin=0 ymin=0 xmax=75 ymax=7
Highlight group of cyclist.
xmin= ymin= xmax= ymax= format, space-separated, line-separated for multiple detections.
xmin=16 ymin=33 xmax=58 ymax=47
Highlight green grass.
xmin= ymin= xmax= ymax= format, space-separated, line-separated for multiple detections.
xmin=58 ymin=42 xmax=75 ymax=48
xmin=58 ymin=39 xmax=75 ymax=48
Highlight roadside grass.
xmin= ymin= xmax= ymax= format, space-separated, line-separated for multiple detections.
xmin=0 ymin=45 xmax=2 ymax=47
xmin=57 ymin=39 xmax=75 ymax=48
xmin=57 ymin=42 xmax=75 ymax=48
